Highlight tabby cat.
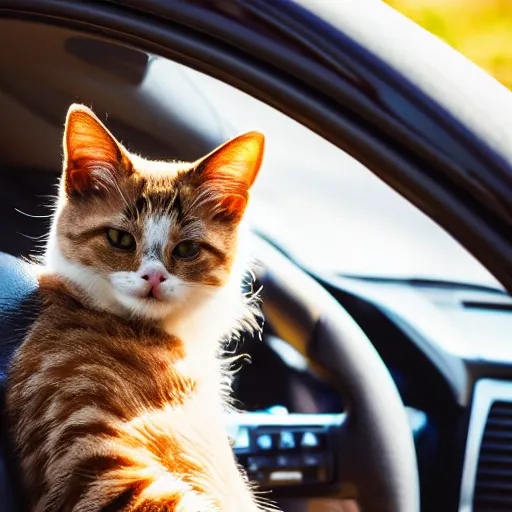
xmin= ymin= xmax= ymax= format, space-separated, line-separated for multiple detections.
xmin=5 ymin=104 xmax=271 ymax=512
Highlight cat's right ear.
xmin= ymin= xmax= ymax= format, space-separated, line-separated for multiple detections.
xmin=63 ymin=104 xmax=133 ymax=197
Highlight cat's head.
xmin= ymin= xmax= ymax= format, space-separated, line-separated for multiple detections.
xmin=46 ymin=104 xmax=264 ymax=323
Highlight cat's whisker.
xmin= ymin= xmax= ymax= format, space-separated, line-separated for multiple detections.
xmin=14 ymin=208 xmax=53 ymax=219
xmin=37 ymin=193 xmax=59 ymax=200
xmin=18 ymin=232 xmax=49 ymax=241
xmin=112 ymin=180 xmax=131 ymax=211
xmin=37 ymin=189 xmax=61 ymax=210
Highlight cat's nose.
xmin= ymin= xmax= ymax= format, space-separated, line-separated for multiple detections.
xmin=141 ymin=271 xmax=167 ymax=288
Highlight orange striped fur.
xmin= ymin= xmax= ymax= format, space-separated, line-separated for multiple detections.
xmin=5 ymin=105 xmax=273 ymax=512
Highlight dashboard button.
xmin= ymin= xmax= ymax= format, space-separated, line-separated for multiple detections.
xmin=248 ymin=456 xmax=273 ymax=470
xmin=301 ymin=431 xmax=319 ymax=448
xmin=279 ymin=431 xmax=296 ymax=449
xmin=303 ymin=453 xmax=325 ymax=466
xmin=277 ymin=454 xmax=302 ymax=467
xmin=256 ymin=434 xmax=273 ymax=451
xmin=269 ymin=470 xmax=303 ymax=484
xmin=234 ymin=427 xmax=250 ymax=449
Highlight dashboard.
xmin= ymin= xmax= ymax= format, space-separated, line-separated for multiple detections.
xmin=321 ymin=271 xmax=512 ymax=512
xmin=227 ymin=254 xmax=512 ymax=512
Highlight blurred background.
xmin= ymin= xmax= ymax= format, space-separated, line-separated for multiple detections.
xmin=386 ymin=0 xmax=512 ymax=89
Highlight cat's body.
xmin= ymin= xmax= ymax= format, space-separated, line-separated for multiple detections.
xmin=5 ymin=104 xmax=269 ymax=512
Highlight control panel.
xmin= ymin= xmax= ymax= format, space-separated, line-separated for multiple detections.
xmin=225 ymin=407 xmax=344 ymax=489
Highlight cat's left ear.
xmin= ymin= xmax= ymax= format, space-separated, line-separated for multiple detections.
xmin=63 ymin=104 xmax=133 ymax=197
xmin=196 ymin=131 xmax=265 ymax=218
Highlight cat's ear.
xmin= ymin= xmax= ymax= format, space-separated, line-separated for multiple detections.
xmin=196 ymin=131 xmax=265 ymax=218
xmin=63 ymin=104 xmax=133 ymax=196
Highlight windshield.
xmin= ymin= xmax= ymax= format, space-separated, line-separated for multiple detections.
xmin=184 ymin=67 xmax=502 ymax=290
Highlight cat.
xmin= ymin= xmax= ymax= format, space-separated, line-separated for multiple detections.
xmin=5 ymin=104 xmax=274 ymax=512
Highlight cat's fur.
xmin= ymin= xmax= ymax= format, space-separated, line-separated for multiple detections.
xmin=5 ymin=104 xmax=271 ymax=512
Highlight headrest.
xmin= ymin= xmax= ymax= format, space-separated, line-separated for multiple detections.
xmin=0 ymin=253 xmax=39 ymax=385
xmin=0 ymin=252 xmax=38 ymax=512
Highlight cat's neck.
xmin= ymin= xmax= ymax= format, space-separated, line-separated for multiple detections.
xmin=164 ymin=277 xmax=250 ymax=407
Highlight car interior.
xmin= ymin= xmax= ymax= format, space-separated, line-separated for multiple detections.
xmin=0 ymin=16 xmax=512 ymax=512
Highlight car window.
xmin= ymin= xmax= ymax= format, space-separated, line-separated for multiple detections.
xmin=179 ymin=64 xmax=501 ymax=289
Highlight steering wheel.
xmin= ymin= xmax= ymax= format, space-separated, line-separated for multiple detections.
xmin=0 ymin=236 xmax=419 ymax=512
xmin=252 ymin=235 xmax=420 ymax=512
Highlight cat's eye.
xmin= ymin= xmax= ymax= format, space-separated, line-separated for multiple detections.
xmin=106 ymin=228 xmax=136 ymax=251
xmin=173 ymin=241 xmax=201 ymax=260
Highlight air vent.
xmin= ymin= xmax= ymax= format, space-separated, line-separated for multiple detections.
xmin=474 ymin=401 xmax=512 ymax=511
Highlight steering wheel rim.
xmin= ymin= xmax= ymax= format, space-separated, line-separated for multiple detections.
xmin=252 ymin=234 xmax=420 ymax=512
